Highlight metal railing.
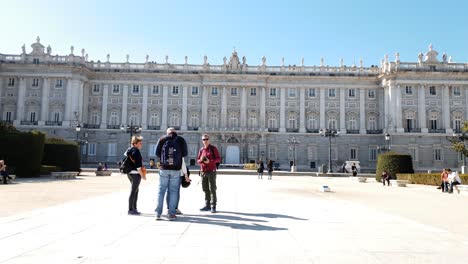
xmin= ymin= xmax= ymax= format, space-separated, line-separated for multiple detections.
xmin=45 ymin=121 xmax=62 ymax=126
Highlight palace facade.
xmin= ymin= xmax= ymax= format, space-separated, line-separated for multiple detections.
xmin=1 ymin=37 xmax=467 ymax=171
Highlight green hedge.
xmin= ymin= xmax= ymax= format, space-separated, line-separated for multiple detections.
xmin=42 ymin=138 xmax=81 ymax=172
xmin=40 ymin=165 xmax=61 ymax=175
xmin=397 ymin=173 xmax=468 ymax=185
xmin=376 ymin=152 xmax=414 ymax=182
xmin=0 ymin=130 xmax=45 ymax=177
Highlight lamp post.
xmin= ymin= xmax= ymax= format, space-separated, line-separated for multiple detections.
xmin=120 ymin=123 xmax=142 ymax=145
xmin=452 ymin=132 xmax=467 ymax=173
xmin=385 ymin=133 xmax=391 ymax=151
xmin=319 ymin=129 xmax=339 ymax=173
xmin=287 ymin=136 xmax=300 ymax=172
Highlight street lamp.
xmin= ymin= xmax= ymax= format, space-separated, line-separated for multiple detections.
xmin=287 ymin=136 xmax=300 ymax=172
xmin=385 ymin=133 xmax=391 ymax=151
xmin=120 ymin=123 xmax=142 ymax=144
xmin=75 ymin=124 xmax=81 ymax=141
xmin=319 ymin=129 xmax=340 ymax=173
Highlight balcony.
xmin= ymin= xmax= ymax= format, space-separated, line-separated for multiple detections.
xmin=0 ymin=120 xmax=14 ymax=125
xmin=107 ymin=125 xmax=120 ymax=129
xmin=147 ymin=126 xmax=160 ymax=130
xmin=20 ymin=121 xmax=38 ymax=125
xmin=306 ymin=129 xmax=319 ymax=133
xmin=429 ymin=129 xmax=446 ymax=133
xmin=404 ymin=128 xmax=421 ymax=133
xmin=367 ymin=129 xmax=383 ymax=134
xmin=286 ymin=128 xmax=299 ymax=133
xmin=454 ymin=128 xmax=462 ymax=134
xmin=268 ymin=128 xmax=279 ymax=132
xmin=187 ymin=126 xmax=199 ymax=131
xmin=83 ymin=124 xmax=100 ymax=129
xmin=45 ymin=121 xmax=62 ymax=126
xmin=347 ymin=130 xmax=360 ymax=134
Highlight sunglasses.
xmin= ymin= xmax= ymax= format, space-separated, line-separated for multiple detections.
xmin=202 ymin=138 xmax=209 ymax=141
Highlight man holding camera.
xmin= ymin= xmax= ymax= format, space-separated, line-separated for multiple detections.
xmin=197 ymin=134 xmax=221 ymax=213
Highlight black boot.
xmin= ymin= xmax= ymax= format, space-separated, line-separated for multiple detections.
xmin=211 ymin=205 xmax=216 ymax=213
xmin=200 ymin=202 xmax=211 ymax=211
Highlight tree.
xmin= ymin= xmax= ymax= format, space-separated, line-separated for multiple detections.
xmin=447 ymin=121 xmax=468 ymax=159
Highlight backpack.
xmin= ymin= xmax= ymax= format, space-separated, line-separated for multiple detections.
xmin=160 ymin=136 xmax=183 ymax=170
xmin=119 ymin=149 xmax=135 ymax=174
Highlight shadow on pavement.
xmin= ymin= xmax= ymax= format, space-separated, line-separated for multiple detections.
xmin=218 ymin=211 xmax=308 ymax=221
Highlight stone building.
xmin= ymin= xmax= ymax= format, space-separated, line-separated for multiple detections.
xmin=1 ymin=38 xmax=466 ymax=171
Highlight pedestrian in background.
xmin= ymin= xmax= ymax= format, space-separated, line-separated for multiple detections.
xmin=267 ymin=160 xmax=274 ymax=180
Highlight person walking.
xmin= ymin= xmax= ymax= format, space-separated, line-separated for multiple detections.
xmin=155 ymin=127 xmax=188 ymax=220
xmin=197 ymin=134 xmax=221 ymax=213
xmin=381 ymin=170 xmax=390 ymax=186
xmin=257 ymin=160 xmax=264 ymax=179
xmin=125 ymin=136 xmax=145 ymax=215
xmin=267 ymin=160 xmax=274 ymax=180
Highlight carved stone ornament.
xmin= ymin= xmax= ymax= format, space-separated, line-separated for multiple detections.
xmin=424 ymin=44 xmax=439 ymax=63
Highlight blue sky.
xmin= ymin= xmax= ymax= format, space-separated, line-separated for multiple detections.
xmin=1 ymin=0 xmax=466 ymax=66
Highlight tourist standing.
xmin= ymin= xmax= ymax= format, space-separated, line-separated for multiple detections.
xmin=257 ymin=160 xmax=264 ymax=179
xmin=267 ymin=160 xmax=274 ymax=180
xmin=125 ymin=136 xmax=145 ymax=215
xmin=197 ymin=134 xmax=221 ymax=213
xmin=155 ymin=127 xmax=188 ymax=220
xmin=381 ymin=170 xmax=390 ymax=186
xmin=438 ymin=168 xmax=449 ymax=192
xmin=351 ymin=163 xmax=358 ymax=176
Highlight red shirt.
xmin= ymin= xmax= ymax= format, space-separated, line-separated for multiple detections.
xmin=197 ymin=145 xmax=221 ymax=172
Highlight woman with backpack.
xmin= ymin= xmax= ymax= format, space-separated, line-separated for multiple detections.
xmin=125 ymin=136 xmax=146 ymax=215
xmin=257 ymin=160 xmax=264 ymax=179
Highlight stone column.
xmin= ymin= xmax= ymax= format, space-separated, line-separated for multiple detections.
xmin=395 ymin=84 xmax=404 ymax=132
xmin=62 ymin=78 xmax=73 ymax=126
xmin=299 ymin=88 xmax=306 ymax=133
xmin=260 ymin=86 xmax=266 ymax=130
xmin=240 ymin=87 xmax=247 ymax=128
xmin=181 ymin=85 xmax=188 ymax=130
xmin=339 ymin=88 xmax=346 ymax=133
xmin=121 ymin=85 xmax=129 ymax=125
xmin=221 ymin=86 xmax=228 ymax=128
xmin=14 ymin=77 xmax=26 ymax=125
xmin=466 ymin=86 xmax=468 ymax=122
xmin=161 ymin=85 xmax=168 ymax=130
xmin=442 ymin=85 xmax=453 ymax=133
xmin=39 ymin=78 xmax=50 ymax=125
xmin=359 ymin=88 xmax=366 ymax=134
xmin=280 ymin=87 xmax=286 ymax=132
xmin=77 ymin=82 xmax=84 ymax=124
xmin=142 ymin=85 xmax=148 ymax=129
xmin=100 ymin=84 xmax=109 ymax=129
xmin=319 ymin=87 xmax=326 ymax=129
xmin=201 ymin=86 xmax=209 ymax=128
xmin=82 ymin=83 xmax=89 ymax=125
xmin=418 ymin=84 xmax=428 ymax=133
xmin=384 ymin=85 xmax=390 ymax=132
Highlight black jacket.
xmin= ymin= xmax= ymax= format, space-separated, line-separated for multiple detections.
xmin=155 ymin=132 xmax=188 ymax=170
xmin=126 ymin=147 xmax=143 ymax=170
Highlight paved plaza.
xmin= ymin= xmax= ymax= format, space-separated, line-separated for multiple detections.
xmin=1 ymin=172 xmax=468 ymax=264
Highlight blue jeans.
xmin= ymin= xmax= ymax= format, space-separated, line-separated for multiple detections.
xmin=155 ymin=170 xmax=181 ymax=216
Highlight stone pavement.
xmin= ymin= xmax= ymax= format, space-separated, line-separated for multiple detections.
xmin=1 ymin=173 xmax=468 ymax=263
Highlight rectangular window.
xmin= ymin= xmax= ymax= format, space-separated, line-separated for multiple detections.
xmin=429 ymin=86 xmax=436 ymax=95
xmin=191 ymin=86 xmax=198 ymax=95
xmin=113 ymin=84 xmax=120 ymax=94
xmin=5 ymin=112 xmax=12 ymax=121
xmin=350 ymin=148 xmax=357 ymax=160
xmin=368 ymin=90 xmax=375 ymax=98
xmin=55 ymin=79 xmax=63 ymax=88
xmin=250 ymin=88 xmax=256 ymax=96
xmin=29 ymin=112 xmax=37 ymax=122
xmin=405 ymin=86 xmax=413 ymax=95
xmin=328 ymin=88 xmax=336 ymax=97
xmin=172 ymin=85 xmax=179 ymax=95
xmin=434 ymin=148 xmax=442 ymax=161
xmin=211 ymin=87 xmax=218 ymax=95
xmin=149 ymin=144 xmax=157 ymax=157
xmin=369 ymin=148 xmax=377 ymax=161
xmin=348 ymin=89 xmax=356 ymax=97
xmin=308 ymin=88 xmax=316 ymax=97
xmin=151 ymin=85 xmax=159 ymax=95
xmin=231 ymin=87 xmax=237 ymax=96
xmin=430 ymin=120 xmax=437 ymax=129
xmin=32 ymin=78 xmax=39 ymax=87
xmin=33 ymin=58 xmax=40 ymax=64
xmin=54 ymin=112 xmax=61 ymax=122
xmin=93 ymin=84 xmax=100 ymax=94
xmin=108 ymin=143 xmax=117 ymax=157
xmin=453 ymin=86 xmax=461 ymax=96
xmin=268 ymin=146 xmax=277 ymax=160
xmin=88 ymin=143 xmax=96 ymax=156
xmin=8 ymin=78 xmax=15 ymax=86
xmin=132 ymin=85 xmax=140 ymax=94
xmin=269 ymin=88 xmax=277 ymax=97
xmin=288 ymin=88 xmax=296 ymax=98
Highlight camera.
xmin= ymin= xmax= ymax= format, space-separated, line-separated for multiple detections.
xmin=202 ymin=157 xmax=208 ymax=162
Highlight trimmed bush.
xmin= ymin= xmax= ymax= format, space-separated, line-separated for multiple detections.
xmin=244 ymin=163 xmax=256 ymax=170
xmin=42 ymin=138 xmax=81 ymax=172
xmin=0 ymin=129 xmax=45 ymax=177
xmin=40 ymin=165 xmax=61 ymax=175
xmin=376 ymin=152 xmax=414 ymax=182
xmin=397 ymin=173 xmax=468 ymax=185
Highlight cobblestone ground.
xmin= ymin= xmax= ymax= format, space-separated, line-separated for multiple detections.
xmin=1 ymin=173 xmax=468 ymax=264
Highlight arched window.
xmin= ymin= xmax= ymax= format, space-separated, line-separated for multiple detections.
xmin=150 ymin=113 xmax=159 ymax=126
xmin=190 ymin=113 xmax=199 ymax=127
xmin=368 ymin=116 xmax=376 ymax=130
xmin=328 ymin=116 xmax=337 ymax=130
xmin=429 ymin=112 xmax=439 ymax=130
xmin=454 ymin=115 xmax=463 ymax=132
xmin=209 ymin=112 xmax=218 ymax=128
xmin=110 ymin=112 xmax=119 ymax=125
xmin=90 ymin=112 xmax=99 ymax=125
xmin=347 ymin=115 xmax=357 ymax=130
xmin=307 ymin=115 xmax=317 ymax=130
xmin=169 ymin=112 xmax=180 ymax=126
xmin=288 ymin=113 xmax=297 ymax=129
xmin=405 ymin=111 xmax=415 ymax=131
xmin=268 ymin=114 xmax=278 ymax=129
xmin=229 ymin=113 xmax=238 ymax=128
xmin=248 ymin=113 xmax=257 ymax=128
xmin=130 ymin=112 xmax=139 ymax=125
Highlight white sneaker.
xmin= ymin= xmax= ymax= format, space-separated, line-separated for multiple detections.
xmin=176 ymin=209 xmax=183 ymax=215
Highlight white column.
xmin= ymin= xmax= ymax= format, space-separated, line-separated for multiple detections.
xmin=181 ymin=85 xmax=188 ymax=130
xmin=384 ymin=85 xmax=390 ymax=132
xmin=395 ymin=84 xmax=404 ymax=132
xmin=359 ymin=88 xmax=366 ymax=134
xmin=221 ymin=86 xmax=228 ymax=128
xmin=442 ymin=85 xmax=452 ymax=133
xmin=299 ymin=88 xmax=306 ymax=133
xmin=142 ymin=85 xmax=148 ymax=129
xmin=39 ymin=78 xmax=50 ymax=125
xmin=14 ymin=77 xmax=26 ymax=125
xmin=77 ymin=82 xmax=84 ymax=123
xmin=260 ymin=86 xmax=266 ymax=130
xmin=339 ymin=88 xmax=346 ymax=133
xmin=280 ymin=87 xmax=286 ymax=132
xmin=161 ymin=85 xmax=168 ymax=130
xmin=121 ymin=85 xmax=129 ymax=125
xmin=466 ymin=86 xmax=468 ymax=122
xmin=82 ymin=83 xmax=89 ymax=125
xmin=100 ymin=84 xmax=109 ymax=129
xmin=62 ymin=78 xmax=73 ymax=126
xmin=319 ymin=87 xmax=326 ymax=129
xmin=240 ymin=87 xmax=247 ymax=128
xmin=418 ymin=84 xmax=428 ymax=133
xmin=201 ymin=86 xmax=208 ymax=128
